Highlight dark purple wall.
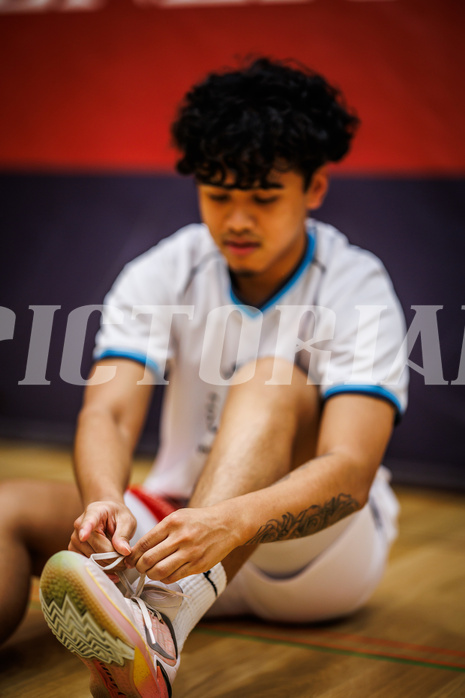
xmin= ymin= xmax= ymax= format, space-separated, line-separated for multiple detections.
xmin=1 ymin=173 xmax=464 ymax=489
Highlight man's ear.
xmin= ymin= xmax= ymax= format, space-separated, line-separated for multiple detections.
xmin=306 ymin=166 xmax=329 ymax=210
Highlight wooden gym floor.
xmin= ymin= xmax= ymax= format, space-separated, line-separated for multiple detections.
xmin=0 ymin=439 xmax=464 ymax=697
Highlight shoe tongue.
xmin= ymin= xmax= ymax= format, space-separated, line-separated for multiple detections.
xmin=140 ymin=582 xmax=184 ymax=620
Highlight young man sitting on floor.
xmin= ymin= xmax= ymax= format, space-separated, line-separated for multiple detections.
xmin=0 ymin=57 xmax=407 ymax=697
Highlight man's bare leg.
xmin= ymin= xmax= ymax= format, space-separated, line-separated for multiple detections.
xmin=189 ymin=357 xmax=319 ymax=581
xmin=0 ymin=479 xmax=82 ymax=644
xmin=122 ymin=359 xmax=320 ymax=658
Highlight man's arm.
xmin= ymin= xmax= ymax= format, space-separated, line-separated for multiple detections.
xmin=243 ymin=394 xmax=394 ymax=544
xmin=69 ymin=358 xmax=154 ymax=557
xmin=128 ymin=393 xmax=395 ymax=582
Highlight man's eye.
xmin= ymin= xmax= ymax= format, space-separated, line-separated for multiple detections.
xmin=254 ymin=195 xmax=278 ymax=205
xmin=209 ymin=193 xmax=229 ymax=203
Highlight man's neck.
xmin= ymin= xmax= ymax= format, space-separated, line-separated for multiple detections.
xmin=230 ymin=235 xmax=308 ymax=308
xmin=230 ymin=273 xmax=278 ymax=308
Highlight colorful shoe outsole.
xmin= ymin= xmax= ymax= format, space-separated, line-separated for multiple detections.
xmin=39 ymin=551 xmax=176 ymax=698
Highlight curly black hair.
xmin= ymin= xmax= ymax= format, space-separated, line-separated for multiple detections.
xmin=171 ymin=57 xmax=360 ymax=190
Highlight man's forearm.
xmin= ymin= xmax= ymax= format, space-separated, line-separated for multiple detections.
xmin=73 ymin=405 xmax=133 ymax=506
xmin=126 ymin=449 xmax=376 ymax=584
xmin=219 ymin=451 xmax=373 ymax=546
xmin=68 ymin=360 xmax=153 ymax=556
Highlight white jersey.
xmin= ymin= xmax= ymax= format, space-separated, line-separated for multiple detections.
xmin=94 ymin=220 xmax=408 ymax=499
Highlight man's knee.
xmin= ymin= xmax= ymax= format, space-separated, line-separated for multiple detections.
xmin=229 ymin=358 xmax=320 ymax=465
xmin=232 ymin=358 xmax=319 ymax=418
xmin=0 ymin=479 xmax=80 ymax=544
xmin=232 ymin=356 xmax=302 ymax=385
xmin=0 ymin=480 xmax=35 ymax=537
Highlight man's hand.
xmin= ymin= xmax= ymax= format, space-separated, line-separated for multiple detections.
xmin=68 ymin=500 xmax=136 ymax=558
xmin=126 ymin=505 xmax=240 ymax=584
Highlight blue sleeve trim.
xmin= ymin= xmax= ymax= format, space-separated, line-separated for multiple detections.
xmin=322 ymin=384 xmax=403 ymax=417
xmin=95 ymin=349 xmax=161 ymax=376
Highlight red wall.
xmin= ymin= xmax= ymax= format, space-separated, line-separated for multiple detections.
xmin=0 ymin=0 xmax=463 ymax=174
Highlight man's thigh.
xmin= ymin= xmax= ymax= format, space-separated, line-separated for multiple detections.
xmin=234 ymin=357 xmax=322 ymax=468
xmin=0 ymin=479 xmax=82 ymax=575
xmin=279 ymin=362 xmax=321 ymax=469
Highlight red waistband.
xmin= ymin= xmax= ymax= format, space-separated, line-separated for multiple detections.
xmin=128 ymin=485 xmax=184 ymax=522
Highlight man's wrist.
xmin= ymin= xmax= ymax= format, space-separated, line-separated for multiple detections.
xmin=214 ymin=495 xmax=262 ymax=547
xmin=82 ymin=491 xmax=126 ymax=508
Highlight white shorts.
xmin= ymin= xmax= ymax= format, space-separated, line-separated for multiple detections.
xmin=125 ymin=466 xmax=399 ymax=624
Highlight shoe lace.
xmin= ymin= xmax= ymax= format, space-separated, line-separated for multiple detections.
xmin=90 ymin=551 xmax=185 ymax=651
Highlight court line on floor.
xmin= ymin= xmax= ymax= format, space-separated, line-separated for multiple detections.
xmin=280 ymin=626 xmax=465 ymax=660
xmin=196 ymin=626 xmax=465 ymax=673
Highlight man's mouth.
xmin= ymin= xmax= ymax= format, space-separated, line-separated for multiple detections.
xmin=223 ymin=239 xmax=260 ymax=257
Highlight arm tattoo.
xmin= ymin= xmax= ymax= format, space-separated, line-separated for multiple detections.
xmin=245 ymin=493 xmax=359 ymax=545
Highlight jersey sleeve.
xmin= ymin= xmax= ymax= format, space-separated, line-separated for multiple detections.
xmin=93 ymin=242 xmax=180 ymax=380
xmin=314 ymin=243 xmax=408 ymax=417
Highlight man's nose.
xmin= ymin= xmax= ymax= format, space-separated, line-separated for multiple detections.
xmin=225 ymin=204 xmax=254 ymax=231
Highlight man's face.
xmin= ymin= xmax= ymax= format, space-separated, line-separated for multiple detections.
xmin=197 ymin=168 xmax=327 ymax=291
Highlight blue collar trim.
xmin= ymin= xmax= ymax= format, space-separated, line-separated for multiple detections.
xmin=229 ymin=227 xmax=316 ymax=317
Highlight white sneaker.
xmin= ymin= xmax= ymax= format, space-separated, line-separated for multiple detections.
xmin=40 ymin=550 xmax=183 ymax=698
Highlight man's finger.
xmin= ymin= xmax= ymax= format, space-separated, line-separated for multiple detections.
xmin=132 ymin=539 xmax=179 ymax=574
xmin=144 ymin=551 xmax=188 ymax=582
xmin=111 ymin=512 xmax=136 ymax=556
xmin=126 ymin=526 xmax=169 ymax=566
xmin=68 ymin=537 xmax=95 ymax=557
xmin=78 ymin=513 xmax=102 ymax=542
xmin=86 ymin=530 xmax=117 ymax=554
xmin=160 ymin=560 xmax=194 ymax=585
xmin=112 ymin=534 xmax=132 ymax=556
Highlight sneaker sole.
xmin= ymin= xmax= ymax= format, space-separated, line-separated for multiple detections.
xmin=40 ymin=551 xmax=171 ymax=698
